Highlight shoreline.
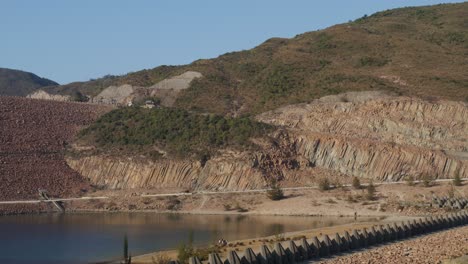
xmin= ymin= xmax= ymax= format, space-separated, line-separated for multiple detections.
xmin=131 ymin=215 xmax=418 ymax=264
xmin=0 ymin=207 xmax=397 ymax=219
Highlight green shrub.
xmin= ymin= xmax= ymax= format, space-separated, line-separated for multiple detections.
xmin=366 ymin=182 xmax=376 ymax=201
xmin=267 ymin=181 xmax=285 ymax=201
xmin=453 ymin=173 xmax=462 ymax=186
xmin=422 ymin=174 xmax=434 ymax=187
xmin=318 ymin=178 xmax=331 ymax=191
xmin=79 ymin=107 xmax=272 ymax=158
xmin=177 ymin=232 xmax=194 ymax=264
xmin=234 ymin=203 xmax=248 ymax=212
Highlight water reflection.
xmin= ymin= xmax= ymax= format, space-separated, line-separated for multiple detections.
xmin=0 ymin=213 xmax=381 ymax=264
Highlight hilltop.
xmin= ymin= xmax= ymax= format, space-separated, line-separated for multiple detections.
xmin=0 ymin=68 xmax=58 ymax=96
xmin=41 ymin=2 xmax=468 ymax=115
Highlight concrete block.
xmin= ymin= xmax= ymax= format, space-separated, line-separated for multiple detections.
xmin=243 ymin=248 xmax=258 ymax=264
xmin=311 ymin=237 xmax=321 ymax=258
xmin=286 ymin=240 xmax=300 ymax=262
xmin=368 ymin=227 xmax=376 ymax=245
xmin=404 ymin=221 xmax=412 ymax=237
xmin=227 ymin=250 xmax=242 ymax=264
xmin=412 ymin=219 xmax=420 ymax=235
xmin=361 ymin=228 xmax=369 ymax=247
xmin=259 ymin=245 xmax=272 ymax=264
xmin=385 ymin=224 xmax=395 ymax=241
xmin=333 ymin=233 xmax=343 ymax=253
xmin=424 ymin=217 xmax=434 ymax=232
xmin=397 ymin=222 xmax=406 ymax=239
xmin=392 ymin=223 xmax=401 ymax=240
xmin=455 ymin=213 xmax=463 ymax=225
xmin=189 ymin=256 xmax=202 ymax=264
xmin=461 ymin=212 xmax=468 ymax=224
xmin=351 ymin=230 xmax=361 ymax=249
xmin=442 ymin=215 xmax=452 ymax=228
xmin=320 ymin=235 xmax=332 ymax=257
xmin=209 ymin=253 xmax=223 ymax=264
xmin=380 ymin=225 xmax=390 ymax=242
xmin=273 ymin=243 xmax=288 ymax=264
xmin=299 ymin=238 xmax=313 ymax=260
xmin=418 ymin=219 xmax=427 ymax=233
xmin=343 ymin=231 xmax=352 ymax=250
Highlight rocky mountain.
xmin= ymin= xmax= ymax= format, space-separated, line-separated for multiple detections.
xmin=38 ymin=2 xmax=467 ymax=115
xmin=0 ymin=68 xmax=58 ymax=96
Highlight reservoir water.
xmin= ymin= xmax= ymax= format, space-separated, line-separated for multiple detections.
xmin=0 ymin=213 xmax=380 ymax=264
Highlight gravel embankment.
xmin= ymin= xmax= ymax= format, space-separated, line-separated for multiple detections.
xmin=0 ymin=96 xmax=110 ymax=214
xmin=319 ymin=226 xmax=468 ymax=264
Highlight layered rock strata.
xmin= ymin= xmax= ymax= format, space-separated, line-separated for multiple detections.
xmin=68 ymin=93 xmax=467 ymax=191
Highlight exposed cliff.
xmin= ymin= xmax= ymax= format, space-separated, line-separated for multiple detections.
xmin=67 ymin=92 xmax=467 ymax=191
xmin=257 ymin=93 xmax=468 ymax=181
xmin=66 ymin=152 xmax=270 ymax=191
xmin=27 ymin=90 xmax=71 ymax=101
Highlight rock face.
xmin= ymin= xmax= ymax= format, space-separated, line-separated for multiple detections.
xmin=67 ymin=92 xmax=467 ymax=191
xmin=257 ymin=93 xmax=468 ymax=181
xmin=294 ymin=133 xmax=466 ymax=181
xmin=149 ymin=71 xmax=202 ymax=91
xmin=91 ymin=84 xmax=135 ymax=105
xmin=88 ymin=71 xmax=203 ymax=106
xmin=27 ymin=90 xmax=71 ymax=101
xmin=67 ymin=152 xmax=269 ymax=191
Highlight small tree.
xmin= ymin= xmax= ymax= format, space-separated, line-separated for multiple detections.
xmin=122 ymin=234 xmax=131 ymax=264
xmin=352 ymin=177 xmax=361 ymax=189
xmin=124 ymin=234 xmax=128 ymax=260
xmin=366 ymin=181 xmax=376 ymax=201
xmin=267 ymin=180 xmax=285 ymax=201
xmin=453 ymin=173 xmax=462 ymax=186
xmin=405 ymin=175 xmax=415 ymax=186
xmin=318 ymin=178 xmax=331 ymax=191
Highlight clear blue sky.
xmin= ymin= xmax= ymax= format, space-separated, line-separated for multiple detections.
xmin=1 ymin=0 xmax=464 ymax=84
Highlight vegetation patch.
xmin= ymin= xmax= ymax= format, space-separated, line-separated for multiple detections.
xmin=78 ymin=107 xmax=272 ymax=158
xmin=358 ymin=56 xmax=389 ymax=67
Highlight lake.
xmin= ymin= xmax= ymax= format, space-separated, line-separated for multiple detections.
xmin=0 ymin=212 xmax=380 ymax=264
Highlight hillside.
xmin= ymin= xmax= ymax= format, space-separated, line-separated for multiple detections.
xmin=0 ymin=68 xmax=58 ymax=96
xmin=43 ymin=2 xmax=468 ymax=115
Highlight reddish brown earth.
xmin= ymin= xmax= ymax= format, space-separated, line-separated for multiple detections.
xmin=0 ymin=96 xmax=111 ymax=214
